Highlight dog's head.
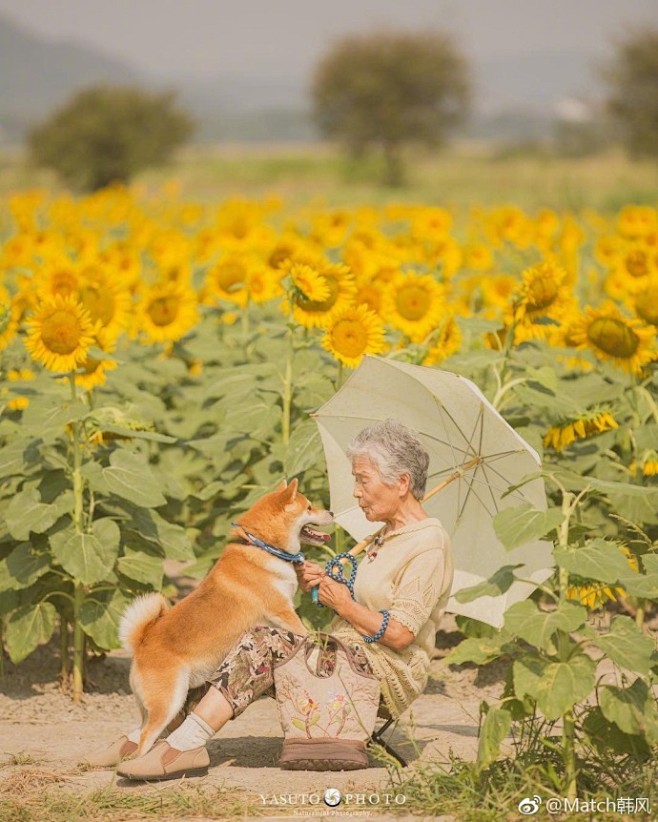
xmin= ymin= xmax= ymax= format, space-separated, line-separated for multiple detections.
xmin=234 ymin=478 xmax=333 ymax=554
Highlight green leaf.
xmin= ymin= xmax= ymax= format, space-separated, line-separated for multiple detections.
xmin=582 ymin=707 xmax=650 ymax=757
xmin=446 ymin=635 xmax=507 ymax=666
xmin=454 ymin=565 xmax=522 ymax=603
xmin=103 ymin=449 xmax=166 ymax=508
xmin=493 ymin=503 xmax=562 ymax=551
xmin=504 ymin=600 xmax=586 ymax=652
xmin=291 ymin=718 xmax=307 ymax=732
xmin=285 ymin=420 xmax=322 ymax=476
xmin=50 ymin=519 xmax=119 ymax=585
xmin=114 ymin=504 xmax=194 ymax=560
xmin=79 ymin=588 xmax=131 ymax=650
xmin=617 ymin=572 xmax=658 ymax=599
xmin=0 ymin=442 xmax=27 ymax=478
xmin=5 ymin=488 xmax=65 ymax=540
xmin=554 ymin=539 xmax=634 ymax=584
xmin=641 ymin=554 xmax=658 ymax=574
xmin=477 ymin=707 xmax=512 ymax=769
xmin=513 ymin=654 xmax=596 ymax=720
xmin=600 ymin=680 xmax=658 ymax=744
xmin=21 ymin=397 xmax=88 ymax=435
xmin=557 ymin=470 xmax=658 ymax=499
xmin=117 ymin=547 xmax=163 ymax=588
xmin=0 ymin=543 xmax=51 ymax=591
xmin=5 ymin=601 xmax=57 ymax=663
xmin=591 ymin=616 xmax=655 ymax=675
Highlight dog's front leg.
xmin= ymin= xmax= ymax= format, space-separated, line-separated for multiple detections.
xmin=266 ymin=607 xmax=308 ymax=636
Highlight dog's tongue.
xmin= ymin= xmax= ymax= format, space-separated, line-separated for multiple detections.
xmin=301 ymin=525 xmax=331 ymax=543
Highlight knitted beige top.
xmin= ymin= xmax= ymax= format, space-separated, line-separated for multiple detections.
xmin=330 ymin=517 xmax=453 ymax=717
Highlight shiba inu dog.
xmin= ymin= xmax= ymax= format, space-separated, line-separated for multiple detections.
xmin=119 ymin=479 xmax=332 ymax=756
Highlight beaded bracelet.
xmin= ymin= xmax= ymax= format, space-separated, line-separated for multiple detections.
xmin=362 ymin=609 xmax=390 ymax=644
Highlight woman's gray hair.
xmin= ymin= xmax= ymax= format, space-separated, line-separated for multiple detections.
xmin=346 ymin=419 xmax=429 ymax=499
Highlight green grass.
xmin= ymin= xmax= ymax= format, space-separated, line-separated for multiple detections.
xmin=2 ymin=142 xmax=657 ymax=213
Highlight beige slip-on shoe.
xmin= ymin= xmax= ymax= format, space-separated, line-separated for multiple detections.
xmin=82 ymin=710 xmax=187 ymax=769
xmin=83 ymin=735 xmax=138 ymax=768
xmin=116 ymin=741 xmax=210 ymax=781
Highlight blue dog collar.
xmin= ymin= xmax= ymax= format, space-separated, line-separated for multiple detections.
xmin=231 ymin=523 xmax=305 ymax=564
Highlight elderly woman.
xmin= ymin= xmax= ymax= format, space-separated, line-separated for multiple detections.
xmin=90 ymin=419 xmax=452 ymax=780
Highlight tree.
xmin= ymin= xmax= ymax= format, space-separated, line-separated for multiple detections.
xmin=29 ymin=85 xmax=194 ymax=191
xmin=603 ymin=28 xmax=658 ymax=159
xmin=311 ymin=30 xmax=471 ymax=186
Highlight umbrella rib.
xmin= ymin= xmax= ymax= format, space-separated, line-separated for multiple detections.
xmin=431 ymin=398 xmax=480 ymax=458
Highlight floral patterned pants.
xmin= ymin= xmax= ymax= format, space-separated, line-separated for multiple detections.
xmin=203 ymin=625 xmax=372 ymax=718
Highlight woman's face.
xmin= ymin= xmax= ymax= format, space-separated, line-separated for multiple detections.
xmin=352 ymin=454 xmax=406 ymax=523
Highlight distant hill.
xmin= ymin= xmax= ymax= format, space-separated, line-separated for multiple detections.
xmin=0 ymin=12 xmax=144 ymax=137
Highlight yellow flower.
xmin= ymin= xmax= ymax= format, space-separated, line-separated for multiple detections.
xmin=76 ymin=268 xmax=131 ymax=348
xmin=631 ymin=450 xmax=658 ymax=477
xmin=567 ymin=546 xmax=638 ymax=610
xmin=423 ymin=317 xmax=463 ymax=365
xmin=568 ymin=302 xmax=657 ymax=375
xmin=515 ymin=261 xmax=573 ymax=321
xmin=382 ymin=272 xmax=444 ymax=343
xmin=616 ymin=205 xmax=657 ymax=239
xmin=246 ymin=266 xmax=283 ymax=304
xmin=633 ymin=280 xmax=658 ymax=326
xmin=543 ymin=410 xmax=618 ymax=452
xmin=24 ymin=294 xmax=96 ymax=373
xmin=203 ymin=254 xmax=252 ymax=307
xmin=321 ymin=305 xmax=386 ymax=368
xmin=139 ymin=281 xmax=198 ymax=343
xmin=287 ymin=262 xmax=330 ymax=302
xmin=7 ymin=369 xmax=35 ymax=410
xmin=289 ymin=261 xmax=356 ymax=329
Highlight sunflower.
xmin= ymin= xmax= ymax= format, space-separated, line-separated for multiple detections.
xmin=24 ymin=294 xmax=96 ymax=373
xmin=630 ymin=450 xmax=658 ymax=478
xmin=138 ymin=281 xmax=198 ymax=343
xmin=514 ymin=260 xmax=574 ymax=321
xmin=567 ymin=545 xmax=638 ymax=609
xmin=633 ymin=280 xmax=658 ymax=326
xmin=568 ymin=302 xmax=657 ymax=375
xmin=203 ymin=254 xmax=252 ymax=307
xmin=289 ymin=261 xmax=356 ymax=329
xmin=543 ymin=409 xmax=618 ymax=452
xmin=423 ymin=317 xmax=463 ymax=365
xmin=321 ymin=305 xmax=386 ymax=368
xmin=72 ymin=350 xmax=118 ymax=390
xmin=76 ymin=269 xmax=131 ymax=348
xmin=286 ymin=262 xmax=330 ymax=302
xmin=246 ymin=266 xmax=283 ymax=304
xmin=382 ymin=272 xmax=444 ymax=343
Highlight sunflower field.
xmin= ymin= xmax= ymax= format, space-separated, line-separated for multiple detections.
xmin=1 ymin=187 xmax=657 ymax=794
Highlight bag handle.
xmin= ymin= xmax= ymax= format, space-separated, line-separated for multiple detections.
xmin=302 ymin=632 xmax=376 ymax=680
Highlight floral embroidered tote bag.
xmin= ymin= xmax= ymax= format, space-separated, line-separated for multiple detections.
xmin=273 ymin=632 xmax=380 ymax=770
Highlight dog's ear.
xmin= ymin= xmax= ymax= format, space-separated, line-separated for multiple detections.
xmin=280 ymin=477 xmax=298 ymax=501
xmin=276 ymin=479 xmax=288 ymax=491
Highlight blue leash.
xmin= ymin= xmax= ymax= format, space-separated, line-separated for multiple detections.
xmin=311 ymin=552 xmax=358 ymax=605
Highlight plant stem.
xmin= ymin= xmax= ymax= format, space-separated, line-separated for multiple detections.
xmin=562 ymin=709 xmax=577 ymax=800
xmin=59 ymin=615 xmax=69 ymax=685
xmin=69 ymin=373 xmax=86 ymax=702
xmin=282 ymin=326 xmax=294 ymax=447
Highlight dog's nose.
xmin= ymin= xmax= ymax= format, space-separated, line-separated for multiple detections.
xmin=329 ymin=511 xmax=334 ymax=517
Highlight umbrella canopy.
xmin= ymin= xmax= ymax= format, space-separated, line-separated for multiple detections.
xmin=312 ymin=356 xmax=554 ymax=628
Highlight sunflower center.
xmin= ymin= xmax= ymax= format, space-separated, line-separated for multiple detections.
xmin=396 ymin=285 xmax=430 ymax=320
xmin=332 ymin=319 xmax=368 ymax=357
xmin=624 ymin=250 xmax=648 ymax=278
xmin=587 ymin=317 xmax=639 ymax=358
xmin=214 ymin=263 xmax=245 ymax=293
xmin=296 ymin=275 xmax=339 ymax=312
xmin=148 ymin=296 xmax=179 ymax=327
xmin=41 ymin=309 xmax=84 ymax=354
xmin=525 ymin=277 xmax=559 ymax=312
xmin=79 ymin=285 xmax=115 ymax=326
xmin=635 ymin=287 xmax=658 ymax=325
xmin=51 ymin=270 xmax=78 ymax=297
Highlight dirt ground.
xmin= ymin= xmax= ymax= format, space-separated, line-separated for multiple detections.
xmin=0 ymin=616 xmax=507 ymax=821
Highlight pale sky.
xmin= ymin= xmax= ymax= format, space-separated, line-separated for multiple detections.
xmin=1 ymin=0 xmax=656 ymax=79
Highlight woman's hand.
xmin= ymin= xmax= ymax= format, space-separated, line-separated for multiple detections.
xmin=295 ymin=560 xmax=325 ymax=592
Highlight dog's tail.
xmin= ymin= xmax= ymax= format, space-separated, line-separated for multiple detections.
xmin=119 ymin=593 xmax=169 ymax=654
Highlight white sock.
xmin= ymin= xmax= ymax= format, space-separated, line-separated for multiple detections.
xmin=126 ymin=728 xmax=141 ymax=744
xmin=166 ymin=713 xmax=215 ymax=751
